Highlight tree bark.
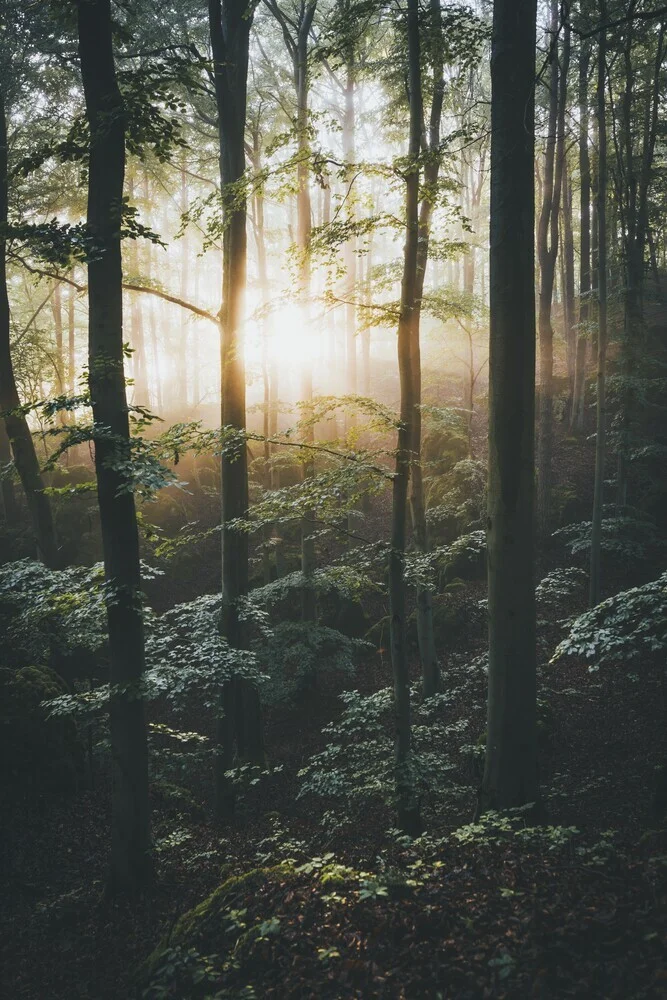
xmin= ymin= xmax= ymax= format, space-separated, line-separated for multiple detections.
xmin=0 ymin=89 xmax=59 ymax=567
xmin=209 ymin=0 xmax=264 ymax=822
xmin=408 ymin=0 xmax=445 ymax=699
xmin=478 ymin=0 xmax=539 ymax=815
xmin=537 ymin=3 xmax=569 ymax=534
xmin=571 ymin=41 xmax=591 ymax=433
xmin=589 ymin=8 xmax=608 ymax=608
xmin=77 ymin=0 xmax=152 ymax=893
xmin=389 ymin=0 xmax=423 ymax=836
xmin=562 ymin=165 xmax=576 ymax=405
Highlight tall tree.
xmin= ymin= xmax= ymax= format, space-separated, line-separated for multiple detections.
xmin=571 ymin=39 xmax=591 ymax=433
xmin=589 ymin=4 xmax=608 ymax=607
xmin=408 ymin=0 xmax=447 ymax=699
xmin=537 ymin=2 xmax=569 ymax=534
xmin=478 ymin=0 xmax=539 ymax=814
xmin=77 ymin=0 xmax=152 ymax=892
xmin=209 ymin=0 xmax=265 ymax=822
xmin=389 ymin=0 xmax=423 ymax=837
xmin=263 ymin=0 xmax=318 ymax=621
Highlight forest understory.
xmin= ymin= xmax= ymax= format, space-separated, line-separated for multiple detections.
xmin=2 ymin=425 xmax=666 ymax=1000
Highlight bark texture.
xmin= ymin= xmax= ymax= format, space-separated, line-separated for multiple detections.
xmin=77 ymin=0 xmax=152 ymax=892
xmin=478 ymin=0 xmax=539 ymax=815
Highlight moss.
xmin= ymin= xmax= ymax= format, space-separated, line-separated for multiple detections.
xmin=142 ymin=864 xmax=295 ymax=982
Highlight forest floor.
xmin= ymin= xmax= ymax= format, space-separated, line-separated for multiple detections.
xmin=2 ymin=430 xmax=666 ymax=999
xmin=2 ymin=626 xmax=666 ymax=999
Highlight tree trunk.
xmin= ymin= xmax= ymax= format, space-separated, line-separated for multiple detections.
xmin=209 ymin=0 xmax=264 ymax=822
xmin=571 ymin=41 xmax=591 ymax=433
xmin=589 ymin=9 xmax=608 ymax=608
xmin=478 ymin=0 xmax=539 ymax=815
xmin=0 ymin=90 xmax=59 ymax=567
xmin=408 ymin=0 xmax=445 ymax=699
xmin=77 ymin=0 xmax=152 ymax=893
xmin=537 ymin=4 xmax=569 ymax=534
xmin=179 ymin=156 xmax=189 ymax=413
xmin=562 ymin=166 xmax=576 ymax=405
xmin=389 ymin=0 xmax=423 ymax=836
xmin=126 ymin=172 xmax=149 ymax=408
xmin=68 ymin=278 xmax=77 ymax=397
xmin=343 ymin=53 xmax=357 ymax=407
xmin=51 ymin=280 xmax=66 ymax=415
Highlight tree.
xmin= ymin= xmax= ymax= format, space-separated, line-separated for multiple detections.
xmin=570 ymin=38 xmax=591 ymax=433
xmin=478 ymin=0 xmax=539 ymax=814
xmin=209 ymin=0 xmax=265 ymax=821
xmin=389 ymin=0 xmax=423 ymax=837
xmin=536 ymin=1 xmax=569 ymax=534
xmin=76 ymin=0 xmax=152 ymax=892
xmin=263 ymin=0 xmax=318 ymax=622
xmin=408 ymin=0 xmax=445 ymax=700
xmin=589 ymin=2 xmax=608 ymax=607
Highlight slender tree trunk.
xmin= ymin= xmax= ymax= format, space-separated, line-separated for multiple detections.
xmin=179 ymin=156 xmax=189 ymax=413
xmin=127 ymin=173 xmax=149 ymax=408
xmin=143 ymin=178 xmax=163 ymax=413
xmin=589 ymin=10 xmax=608 ymax=607
xmin=408 ymin=0 xmax=444 ymax=699
xmin=294 ymin=10 xmax=317 ymax=623
xmin=0 ymin=90 xmax=59 ymax=567
xmin=361 ymin=246 xmax=371 ymax=396
xmin=51 ymin=280 xmax=65 ymax=412
xmin=343 ymin=52 xmax=357 ymax=408
xmin=209 ymin=0 xmax=264 ymax=823
xmin=389 ymin=0 xmax=423 ymax=836
xmin=537 ymin=5 xmax=569 ymax=534
xmin=478 ymin=0 xmax=539 ymax=815
xmin=571 ymin=42 xmax=591 ymax=433
xmin=77 ymin=0 xmax=152 ymax=893
xmin=68 ymin=278 xmax=76 ymax=397
xmin=562 ymin=166 xmax=576 ymax=405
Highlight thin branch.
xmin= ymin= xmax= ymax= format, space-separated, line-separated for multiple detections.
xmin=11 ymin=257 xmax=220 ymax=325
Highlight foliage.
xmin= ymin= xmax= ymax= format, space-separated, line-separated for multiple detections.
xmin=297 ymin=682 xmax=478 ymax=830
xmin=551 ymin=572 xmax=667 ymax=675
xmin=553 ymin=508 xmax=665 ymax=566
xmin=258 ymin=622 xmax=370 ymax=704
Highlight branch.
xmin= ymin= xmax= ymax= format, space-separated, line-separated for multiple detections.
xmin=11 ymin=257 xmax=220 ymax=325
xmin=569 ymin=3 xmax=667 ymax=39
xmin=254 ymin=433 xmax=394 ymax=478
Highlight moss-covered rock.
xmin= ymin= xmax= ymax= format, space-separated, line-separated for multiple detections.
xmin=143 ymin=865 xmax=294 ymax=980
xmin=0 ymin=665 xmax=82 ymax=800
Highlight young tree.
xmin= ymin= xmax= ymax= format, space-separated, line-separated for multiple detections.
xmin=478 ymin=0 xmax=539 ymax=814
xmin=77 ymin=0 xmax=152 ymax=892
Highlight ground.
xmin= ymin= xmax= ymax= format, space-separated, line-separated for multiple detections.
xmin=1 ymin=432 xmax=666 ymax=999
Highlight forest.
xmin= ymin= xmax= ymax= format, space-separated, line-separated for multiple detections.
xmin=1 ymin=0 xmax=666 ymax=996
